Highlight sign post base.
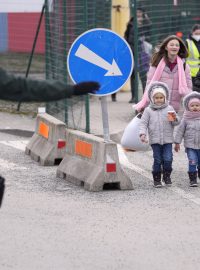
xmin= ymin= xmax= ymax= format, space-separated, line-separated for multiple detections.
xmin=100 ymin=96 xmax=110 ymax=142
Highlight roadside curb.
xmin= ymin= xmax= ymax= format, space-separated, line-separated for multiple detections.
xmin=0 ymin=129 xmax=34 ymax=138
xmin=0 ymin=128 xmax=124 ymax=144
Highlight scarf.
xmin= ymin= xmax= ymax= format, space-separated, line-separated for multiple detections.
xmin=149 ymin=102 xmax=168 ymax=110
xmin=183 ymin=111 xmax=200 ymax=120
xmin=134 ymin=56 xmax=189 ymax=111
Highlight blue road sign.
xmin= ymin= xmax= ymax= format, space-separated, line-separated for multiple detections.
xmin=67 ymin=28 xmax=134 ymax=96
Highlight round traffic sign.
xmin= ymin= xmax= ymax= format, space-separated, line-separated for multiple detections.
xmin=67 ymin=28 xmax=134 ymax=96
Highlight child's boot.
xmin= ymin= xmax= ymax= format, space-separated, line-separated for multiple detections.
xmin=152 ymin=172 xmax=162 ymax=188
xmin=188 ymin=172 xmax=198 ymax=187
xmin=198 ymin=167 xmax=200 ymax=179
xmin=163 ymin=169 xmax=172 ymax=186
xmin=0 ymin=175 xmax=5 ymax=208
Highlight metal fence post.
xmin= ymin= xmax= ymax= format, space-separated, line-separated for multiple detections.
xmin=132 ymin=0 xmax=139 ymax=102
xmin=63 ymin=0 xmax=68 ymax=125
xmin=17 ymin=2 xmax=46 ymax=111
xmin=84 ymin=0 xmax=90 ymax=133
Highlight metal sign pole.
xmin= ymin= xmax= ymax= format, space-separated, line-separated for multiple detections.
xmin=17 ymin=3 xmax=46 ymax=112
xmin=100 ymin=96 xmax=110 ymax=142
xmin=67 ymin=29 xmax=133 ymax=138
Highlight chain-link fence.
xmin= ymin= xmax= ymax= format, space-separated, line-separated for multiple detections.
xmin=1 ymin=0 xmax=200 ymax=127
xmin=45 ymin=0 xmax=111 ymax=132
xmin=129 ymin=0 xmax=200 ymax=101
xmin=0 ymin=0 xmax=111 ymax=131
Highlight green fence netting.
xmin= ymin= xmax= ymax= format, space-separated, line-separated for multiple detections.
xmin=45 ymin=0 xmax=111 ymax=132
xmin=1 ymin=0 xmax=200 ymax=125
xmin=130 ymin=0 xmax=200 ymax=101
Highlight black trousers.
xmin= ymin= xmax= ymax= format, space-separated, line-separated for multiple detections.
xmin=192 ymin=76 xmax=200 ymax=92
xmin=111 ymin=69 xmax=147 ymax=100
xmin=130 ymin=70 xmax=147 ymax=99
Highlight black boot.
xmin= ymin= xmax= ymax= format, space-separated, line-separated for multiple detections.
xmin=163 ymin=169 xmax=172 ymax=186
xmin=0 ymin=175 xmax=5 ymax=208
xmin=188 ymin=172 xmax=198 ymax=187
xmin=111 ymin=94 xmax=116 ymax=102
xmin=198 ymin=167 xmax=200 ymax=179
xmin=129 ymin=97 xmax=135 ymax=103
xmin=152 ymin=172 xmax=162 ymax=188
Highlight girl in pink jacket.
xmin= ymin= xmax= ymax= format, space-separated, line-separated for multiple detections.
xmin=134 ymin=35 xmax=192 ymax=112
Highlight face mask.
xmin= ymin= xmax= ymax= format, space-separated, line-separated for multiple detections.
xmin=192 ymin=35 xmax=200 ymax=42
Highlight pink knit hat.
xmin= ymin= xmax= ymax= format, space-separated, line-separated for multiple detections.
xmin=188 ymin=98 xmax=200 ymax=108
xmin=188 ymin=97 xmax=200 ymax=110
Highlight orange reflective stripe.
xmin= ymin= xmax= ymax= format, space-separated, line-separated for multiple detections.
xmin=75 ymin=140 xmax=92 ymax=158
xmin=39 ymin=122 xmax=49 ymax=139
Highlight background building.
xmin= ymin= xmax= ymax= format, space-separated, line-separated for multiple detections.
xmin=0 ymin=0 xmax=45 ymax=53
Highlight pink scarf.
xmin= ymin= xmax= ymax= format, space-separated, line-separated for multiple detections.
xmin=183 ymin=111 xmax=200 ymax=120
xmin=134 ymin=56 xmax=189 ymax=111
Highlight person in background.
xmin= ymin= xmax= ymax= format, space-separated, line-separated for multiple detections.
xmin=174 ymin=92 xmax=200 ymax=187
xmin=136 ymin=7 xmax=152 ymax=43
xmin=139 ymin=81 xmax=180 ymax=188
xmin=124 ymin=15 xmax=151 ymax=104
xmin=0 ymin=67 xmax=100 ymax=208
xmin=193 ymin=68 xmax=200 ymax=92
xmin=186 ymin=24 xmax=200 ymax=88
xmin=134 ymin=35 xmax=192 ymax=113
xmin=111 ymin=7 xmax=152 ymax=103
xmin=0 ymin=176 xmax=5 ymax=208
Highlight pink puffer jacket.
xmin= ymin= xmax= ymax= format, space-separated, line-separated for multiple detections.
xmin=141 ymin=63 xmax=192 ymax=112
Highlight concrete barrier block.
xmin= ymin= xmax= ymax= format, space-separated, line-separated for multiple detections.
xmin=57 ymin=129 xmax=133 ymax=191
xmin=25 ymin=113 xmax=66 ymax=166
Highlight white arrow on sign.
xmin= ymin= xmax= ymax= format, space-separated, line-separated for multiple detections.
xmin=75 ymin=44 xmax=122 ymax=76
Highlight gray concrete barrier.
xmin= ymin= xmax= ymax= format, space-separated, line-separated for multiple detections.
xmin=56 ymin=129 xmax=133 ymax=191
xmin=25 ymin=113 xmax=66 ymax=165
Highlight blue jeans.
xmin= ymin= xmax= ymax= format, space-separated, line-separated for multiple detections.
xmin=151 ymin=144 xmax=173 ymax=173
xmin=186 ymin=148 xmax=200 ymax=172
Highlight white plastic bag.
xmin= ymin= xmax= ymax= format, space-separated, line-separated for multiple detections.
xmin=143 ymin=41 xmax=153 ymax=57
xmin=121 ymin=113 xmax=150 ymax=151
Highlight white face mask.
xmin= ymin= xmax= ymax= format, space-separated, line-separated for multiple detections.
xmin=192 ymin=35 xmax=200 ymax=42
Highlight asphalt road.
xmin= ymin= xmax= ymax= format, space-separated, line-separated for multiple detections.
xmin=1 ymin=131 xmax=200 ymax=270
